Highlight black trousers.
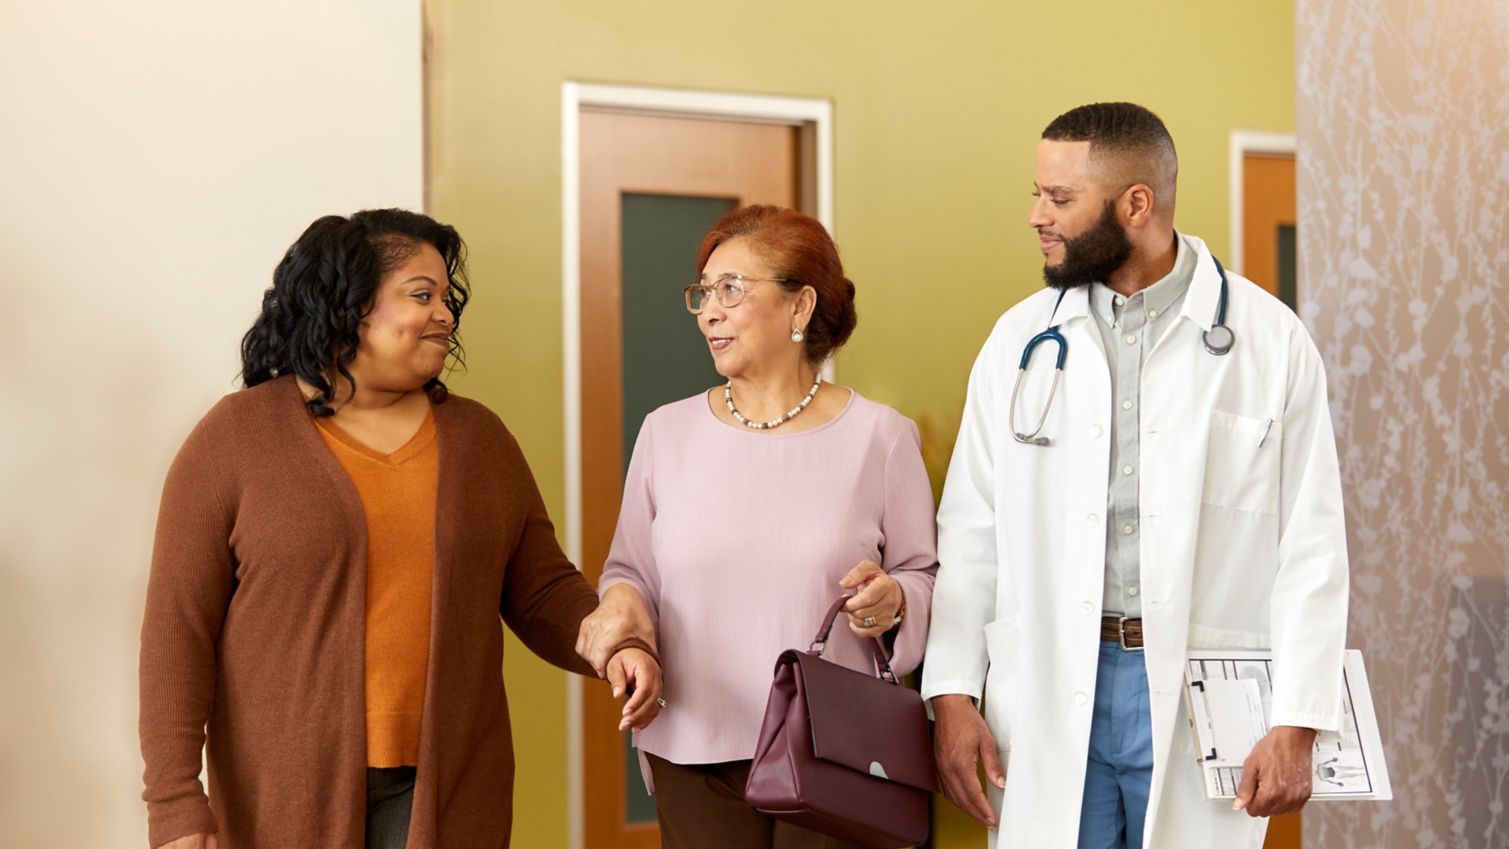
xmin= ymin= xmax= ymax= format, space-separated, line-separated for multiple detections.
xmin=366 ymin=766 xmax=416 ymax=849
xmin=646 ymin=753 xmax=865 ymax=849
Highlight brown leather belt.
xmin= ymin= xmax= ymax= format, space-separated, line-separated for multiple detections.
xmin=1100 ymin=616 xmax=1144 ymax=651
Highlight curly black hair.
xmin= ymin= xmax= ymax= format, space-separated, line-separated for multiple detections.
xmin=240 ymin=208 xmax=470 ymax=416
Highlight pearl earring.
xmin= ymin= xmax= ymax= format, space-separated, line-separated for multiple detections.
xmin=791 ymin=328 xmax=805 ymax=342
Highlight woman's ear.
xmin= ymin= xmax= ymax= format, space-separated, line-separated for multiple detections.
xmin=794 ymin=285 xmax=817 ymax=326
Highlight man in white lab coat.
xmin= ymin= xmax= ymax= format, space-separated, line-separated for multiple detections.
xmin=920 ymin=102 xmax=1349 ymax=848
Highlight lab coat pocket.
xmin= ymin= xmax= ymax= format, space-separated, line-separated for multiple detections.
xmin=1201 ymin=410 xmax=1281 ymax=514
xmin=982 ymin=615 xmax=1021 ymax=752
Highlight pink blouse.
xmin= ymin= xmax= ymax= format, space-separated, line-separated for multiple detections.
xmin=599 ymin=389 xmax=938 ymax=771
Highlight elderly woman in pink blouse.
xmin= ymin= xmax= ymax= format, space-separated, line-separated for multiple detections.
xmin=576 ymin=205 xmax=938 ymax=848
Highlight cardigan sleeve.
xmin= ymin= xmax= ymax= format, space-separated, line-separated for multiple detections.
xmin=497 ymin=429 xmax=598 ymax=677
xmin=139 ymin=417 xmax=232 ymax=847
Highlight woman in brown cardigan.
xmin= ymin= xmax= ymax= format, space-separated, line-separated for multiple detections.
xmin=139 ymin=209 xmax=661 ymax=849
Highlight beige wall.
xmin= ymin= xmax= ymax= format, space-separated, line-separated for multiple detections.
xmin=0 ymin=2 xmax=423 ymax=845
xmin=426 ymin=2 xmax=1295 ymax=845
xmin=1297 ymin=0 xmax=1509 ymax=846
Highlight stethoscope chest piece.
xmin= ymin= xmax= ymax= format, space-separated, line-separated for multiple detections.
xmin=1202 ymin=323 xmax=1234 ymax=356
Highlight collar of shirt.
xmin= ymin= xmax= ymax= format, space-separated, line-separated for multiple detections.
xmin=1089 ymin=233 xmax=1196 ymax=327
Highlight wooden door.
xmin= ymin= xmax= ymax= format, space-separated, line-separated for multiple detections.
xmin=578 ymin=108 xmax=799 ymax=849
xmin=1243 ymin=150 xmax=1303 ymax=849
xmin=1241 ymin=153 xmax=1297 ymax=307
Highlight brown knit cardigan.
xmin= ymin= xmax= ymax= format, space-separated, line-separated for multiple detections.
xmin=139 ymin=376 xmax=598 ymax=848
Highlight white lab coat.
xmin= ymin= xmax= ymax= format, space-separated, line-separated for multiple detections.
xmin=921 ymin=235 xmax=1349 ymax=848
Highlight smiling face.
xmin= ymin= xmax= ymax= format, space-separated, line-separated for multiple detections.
xmin=694 ymin=236 xmax=811 ymax=381
xmin=1029 ymin=139 xmax=1135 ymax=289
xmin=347 ymin=240 xmax=455 ymax=393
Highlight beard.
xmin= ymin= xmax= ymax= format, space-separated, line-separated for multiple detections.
xmin=1041 ymin=200 xmax=1132 ymax=290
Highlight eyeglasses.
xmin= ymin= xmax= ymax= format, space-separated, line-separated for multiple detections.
xmin=683 ymin=274 xmax=792 ymax=314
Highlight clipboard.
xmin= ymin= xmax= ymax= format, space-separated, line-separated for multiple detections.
xmin=1183 ymin=649 xmax=1391 ymax=801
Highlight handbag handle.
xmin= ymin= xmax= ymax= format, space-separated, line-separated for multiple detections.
xmin=808 ymin=594 xmax=899 ymax=684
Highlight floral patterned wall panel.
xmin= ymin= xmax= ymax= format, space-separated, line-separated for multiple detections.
xmin=1297 ymin=0 xmax=1509 ymax=846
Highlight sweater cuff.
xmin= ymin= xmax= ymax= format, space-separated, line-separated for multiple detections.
xmin=147 ymin=799 xmax=218 ymax=849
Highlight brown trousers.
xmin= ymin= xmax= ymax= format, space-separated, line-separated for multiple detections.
xmin=646 ymin=753 xmax=868 ymax=849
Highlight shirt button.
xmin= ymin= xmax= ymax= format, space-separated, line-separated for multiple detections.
xmin=1122 ymin=399 xmax=1134 ymax=410
xmin=1128 ymin=586 xmax=1140 ymax=597
xmin=1114 ymin=297 xmax=1125 ymax=307
xmin=1074 ymin=691 xmax=1089 ymax=705
xmin=1122 ymin=465 xmax=1134 ymax=476
xmin=1125 ymin=334 xmax=1137 ymax=345
xmin=1148 ymin=309 xmax=1159 ymax=318
xmin=1122 ymin=523 xmax=1135 ymax=535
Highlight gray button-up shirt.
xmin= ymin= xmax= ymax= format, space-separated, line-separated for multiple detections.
xmin=1088 ymin=234 xmax=1196 ymax=618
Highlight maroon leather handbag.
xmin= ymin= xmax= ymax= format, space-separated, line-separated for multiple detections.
xmin=744 ymin=595 xmax=937 ymax=848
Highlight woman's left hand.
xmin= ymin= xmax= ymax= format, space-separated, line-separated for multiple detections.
xmin=607 ymin=647 xmax=663 ymax=731
xmin=840 ymin=560 xmax=904 ymax=638
xmin=578 ymin=584 xmax=656 ymax=677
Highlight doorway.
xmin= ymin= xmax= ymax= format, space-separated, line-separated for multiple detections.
xmin=562 ymin=84 xmax=832 ymax=849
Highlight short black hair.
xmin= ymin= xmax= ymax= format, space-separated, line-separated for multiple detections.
xmin=1042 ymin=102 xmax=1175 ymax=154
xmin=240 ymin=208 xmax=470 ymax=416
xmin=1042 ymin=102 xmax=1178 ymax=200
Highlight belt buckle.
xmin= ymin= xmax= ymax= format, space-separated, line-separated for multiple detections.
xmin=1118 ymin=616 xmax=1143 ymax=652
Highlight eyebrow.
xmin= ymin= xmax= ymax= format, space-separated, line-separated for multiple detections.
xmin=1035 ymin=184 xmax=1077 ymax=194
xmin=403 ymin=275 xmax=442 ymax=287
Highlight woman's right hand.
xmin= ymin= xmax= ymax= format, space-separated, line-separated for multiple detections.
xmin=577 ymin=584 xmax=656 ymax=677
xmin=157 ymin=834 xmax=218 ymax=849
xmin=608 ymin=647 xmax=664 ymax=731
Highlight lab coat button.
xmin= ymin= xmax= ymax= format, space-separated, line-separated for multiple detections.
xmin=1074 ymin=691 xmax=1088 ymax=705
xmin=1090 ymin=425 xmax=1104 ymax=438
xmin=1081 ymin=601 xmax=1094 ymax=613
xmin=1087 ymin=513 xmax=1100 ymax=525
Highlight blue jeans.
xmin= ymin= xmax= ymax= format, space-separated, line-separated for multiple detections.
xmin=1077 ymin=641 xmax=1154 ymax=849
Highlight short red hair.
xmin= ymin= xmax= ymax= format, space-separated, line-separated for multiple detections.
xmin=695 ymin=205 xmax=858 ymax=364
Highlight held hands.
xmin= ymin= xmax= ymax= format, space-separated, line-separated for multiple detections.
xmin=157 ymin=834 xmax=218 ymax=849
xmin=839 ymin=560 xmax=904 ymax=639
xmin=607 ymin=647 xmax=663 ymax=732
xmin=1233 ymin=725 xmax=1317 ymax=817
xmin=932 ymin=694 xmax=1005 ymax=830
xmin=576 ymin=584 xmax=656 ymax=677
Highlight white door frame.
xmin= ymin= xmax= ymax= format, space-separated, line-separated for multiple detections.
xmin=560 ymin=82 xmax=834 ymax=849
xmin=1228 ymin=130 xmax=1296 ymax=275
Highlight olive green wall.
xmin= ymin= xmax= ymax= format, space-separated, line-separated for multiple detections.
xmin=427 ymin=2 xmax=1293 ymax=845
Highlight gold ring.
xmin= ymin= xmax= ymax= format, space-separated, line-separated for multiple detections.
xmin=863 ymin=616 xmax=878 ymax=627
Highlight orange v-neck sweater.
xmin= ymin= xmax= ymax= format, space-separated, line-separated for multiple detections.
xmin=139 ymin=377 xmax=599 ymax=849
xmin=314 ymin=409 xmax=438 ymax=768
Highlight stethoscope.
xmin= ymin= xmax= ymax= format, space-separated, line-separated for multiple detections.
xmin=1009 ymin=257 xmax=1234 ymax=447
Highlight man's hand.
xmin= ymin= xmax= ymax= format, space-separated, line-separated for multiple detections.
xmin=1234 ymin=725 xmax=1317 ymax=817
xmin=157 ymin=834 xmax=218 ymax=849
xmin=576 ymin=584 xmax=655 ymax=677
xmin=932 ymin=694 xmax=1005 ymax=829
